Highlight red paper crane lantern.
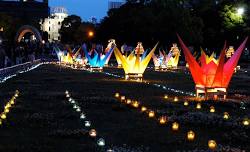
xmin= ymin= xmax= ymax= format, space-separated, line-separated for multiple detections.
xmin=178 ymin=35 xmax=248 ymax=99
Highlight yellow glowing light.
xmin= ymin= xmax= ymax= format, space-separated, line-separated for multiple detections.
xmin=159 ymin=116 xmax=167 ymax=125
xmin=210 ymin=106 xmax=215 ymax=113
xmin=114 ymin=43 xmax=158 ymax=79
xmin=164 ymin=95 xmax=168 ymax=99
xmin=187 ymin=131 xmax=195 ymax=141
xmin=141 ymin=106 xmax=147 ymax=112
xmin=196 ymin=103 xmax=201 ymax=109
xmin=1 ymin=113 xmax=6 ymax=119
xmin=0 ymin=120 xmax=2 ymax=125
xmin=126 ymin=99 xmax=132 ymax=104
xmin=4 ymin=108 xmax=9 ymax=113
xmin=173 ymin=96 xmax=178 ymax=102
xmin=121 ymin=96 xmax=125 ymax=101
xmin=223 ymin=112 xmax=229 ymax=120
xmin=184 ymin=101 xmax=189 ymax=106
xmin=208 ymin=140 xmax=217 ymax=150
xmin=10 ymin=99 xmax=15 ymax=105
xmin=88 ymin=31 xmax=94 ymax=37
xmin=115 ymin=93 xmax=120 ymax=98
xmin=132 ymin=101 xmax=139 ymax=108
xmin=242 ymin=118 xmax=249 ymax=126
xmin=5 ymin=103 xmax=11 ymax=109
xmin=89 ymin=129 xmax=97 ymax=137
xmin=172 ymin=122 xmax=179 ymax=131
xmin=148 ymin=111 xmax=155 ymax=118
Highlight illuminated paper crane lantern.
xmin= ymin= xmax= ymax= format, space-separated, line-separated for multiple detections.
xmin=178 ymin=35 xmax=248 ymax=99
xmin=82 ymin=44 xmax=114 ymax=71
xmin=114 ymin=42 xmax=158 ymax=80
xmin=152 ymin=46 xmax=180 ymax=71
xmin=226 ymin=46 xmax=234 ymax=58
xmin=104 ymin=39 xmax=116 ymax=66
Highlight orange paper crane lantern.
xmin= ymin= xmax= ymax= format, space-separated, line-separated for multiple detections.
xmin=178 ymin=35 xmax=248 ymax=99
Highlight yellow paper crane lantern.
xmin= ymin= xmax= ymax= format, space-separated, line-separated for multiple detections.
xmin=173 ymin=96 xmax=178 ymax=102
xmin=126 ymin=99 xmax=132 ymax=104
xmin=114 ymin=42 xmax=158 ymax=81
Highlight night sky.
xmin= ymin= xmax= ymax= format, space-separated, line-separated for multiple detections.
xmin=49 ymin=0 xmax=123 ymax=22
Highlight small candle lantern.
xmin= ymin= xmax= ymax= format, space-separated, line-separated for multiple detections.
xmin=210 ymin=106 xmax=215 ymax=113
xmin=89 ymin=129 xmax=97 ymax=137
xmin=223 ymin=112 xmax=229 ymax=120
xmin=196 ymin=103 xmax=201 ymax=109
xmin=187 ymin=130 xmax=195 ymax=141
xmin=208 ymin=140 xmax=217 ymax=150
xmin=148 ymin=111 xmax=155 ymax=118
xmin=172 ymin=122 xmax=179 ymax=131
xmin=115 ymin=93 xmax=119 ymax=98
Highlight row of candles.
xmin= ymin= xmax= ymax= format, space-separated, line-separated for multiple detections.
xmin=65 ymin=90 xmax=106 ymax=148
xmin=163 ymin=95 xmax=249 ymax=126
xmin=0 ymin=90 xmax=19 ymax=125
xmin=115 ymin=92 xmax=220 ymax=150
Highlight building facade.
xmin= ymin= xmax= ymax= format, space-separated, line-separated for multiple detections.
xmin=108 ymin=0 xmax=125 ymax=10
xmin=40 ymin=7 xmax=68 ymax=42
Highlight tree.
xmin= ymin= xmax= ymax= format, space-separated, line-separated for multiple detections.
xmin=60 ymin=15 xmax=96 ymax=44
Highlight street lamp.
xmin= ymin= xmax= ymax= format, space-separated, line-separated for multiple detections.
xmin=88 ymin=31 xmax=94 ymax=38
xmin=237 ymin=7 xmax=244 ymax=16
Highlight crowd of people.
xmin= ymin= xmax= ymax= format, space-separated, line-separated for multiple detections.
xmin=0 ymin=40 xmax=55 ymax=69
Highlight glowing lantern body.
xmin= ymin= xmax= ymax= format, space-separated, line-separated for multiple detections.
xmin=148 ymin=111 xmax=155 ymax=118
xmin=184 ymin=101 xmax=189 ymax=106
xmin=120 ymin=96 xmax=125 ymax=101
xmin=178 ymin=35 xmax=248 ymax=99
xmin=141 ymin=106 xmax=147 ymax=112
xmin=173 ymin=97 xmax=178 ymax=102
xmin=82 ymin=44 xmax=114 ymax=71
xmin=223 ymin=112 xmax=229 ymax=120
xmin=132 ymin=101 xmax=139 ymax=108
xmin=159 ymin=116 xmax=167 ymax=125
xmin=187 ymin=131 xmax=195 ymax=141
xmin=97 ymin=138 xmax=105 ymax=146
xmin=172 ymin=122 xmax=179 ymax=131
xmin=152 ymin=44 xmax=180 ymax=71
xmin=1 ymin=113 xmax=6 ymax=119
xmin=89 ymin=129 xmax=97 ymax=137
xmin=226 ymin=46 xmax=234 ymax=58
xmin=114 ymin=42 xmax=158 ymax=81
xmin=210 ymin=106 xmax=215 ymax=113
xmin=164 ymin=95 xmax=168 ymax=99
xmin=208 ymin=140 xmax=217 ymax=150
xmin=196 ymin=103 xmax=201 ymax=109
xmin=126 ymin=99 xmax=132 ymax=104
xmin=242 ymin=118 xmax=249 ymax=126
xmin=115 ymin=93 xmax=120 ymax=98
xmin=104 ymin=39 xmax=116 ymax=66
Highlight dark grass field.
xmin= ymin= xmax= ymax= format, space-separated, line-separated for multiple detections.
xmin=0 ymin=64 xmax=249 ymax=152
